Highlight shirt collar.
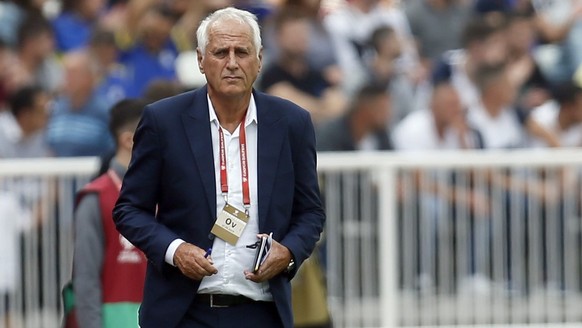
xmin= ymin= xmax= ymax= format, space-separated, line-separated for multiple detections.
xmin=207 ymin=93 xmax=258 ymax=128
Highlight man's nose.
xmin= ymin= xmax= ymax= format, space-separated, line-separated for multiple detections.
xmin=227 ymin=52 xmax=238 ymax=69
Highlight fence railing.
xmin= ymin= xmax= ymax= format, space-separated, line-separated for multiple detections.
xmin=2 ymin=150 xmax=582 ymax=327
xmin=0 ymin=157 xmax=99 ymax=328
xmin=318 ymin=149 xmax=582 ymax=327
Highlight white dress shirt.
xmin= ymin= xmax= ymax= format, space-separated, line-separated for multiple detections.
xmin=530 ymin=100 xmax=582 ymax=147
xmin=392 ymin=109 xmax=468 ymax=150
xmin=467 ymin=103 xmax=524 ymax=149
xmin=164 ymin=94 xmax=272 ymax=301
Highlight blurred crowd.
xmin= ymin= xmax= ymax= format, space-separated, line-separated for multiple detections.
xmin=0 ymin=0 xmax=582 ymax=159
xmin=0 ymin=0 xmax=582 ymax=326
xmin=0 ymin=0 xmax=582 ymax=158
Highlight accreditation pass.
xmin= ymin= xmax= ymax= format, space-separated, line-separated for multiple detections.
xmin=211 ymin=203 xmax=249 ymax=245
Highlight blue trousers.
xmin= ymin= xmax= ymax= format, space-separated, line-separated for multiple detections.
xmin=177 ymin=300 xmax=283 ymax=328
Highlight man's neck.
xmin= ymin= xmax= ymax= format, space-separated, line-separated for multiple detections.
xmin=433 ymin=119 xmax=448 ymax=141
xmin=114 ymin=150 xmax=131 ymax=169
xmin=17 ymin=120 xmax=35 ymax=139
xmin=210 ymin=94 xmax=251 ymax=133
xmin=464 ymin=56 xmax=477 ymax=81
xmin=482 ymin=97 xmax=503 ymax=118
xmin=69 ymin=91 xmax=92 ymax=110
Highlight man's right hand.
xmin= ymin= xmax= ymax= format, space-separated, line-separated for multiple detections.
xmin=173 ymin=243 xmax=218 ymax=280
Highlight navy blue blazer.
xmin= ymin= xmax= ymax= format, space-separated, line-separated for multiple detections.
xmin=113 ymin=86 xmax=325 ymax=328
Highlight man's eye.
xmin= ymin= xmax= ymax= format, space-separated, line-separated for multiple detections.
xmin=214 ymin=50 xmax=227 ymax=58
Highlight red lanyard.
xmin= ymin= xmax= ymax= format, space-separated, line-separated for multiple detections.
xmin=218 ymin=117 xmax=250 ymax=210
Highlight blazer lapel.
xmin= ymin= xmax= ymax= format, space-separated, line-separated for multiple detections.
xmin=256 ymin=93 xmax=286 ymax=229
xmin=181 ymin=86 xmax=217 ymax=219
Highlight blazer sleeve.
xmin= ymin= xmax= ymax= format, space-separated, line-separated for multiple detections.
xmin=113 ymin=105 xmax=179 ymax=272
xmin=280 ymin=111 xmax=326 ymax=277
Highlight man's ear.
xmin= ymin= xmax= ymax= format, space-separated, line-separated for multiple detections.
xmin=197 ymin=49 xmax=204 ymax=74
xmin=119 ymin=131 xmax=134 ymax=151
xmin=258 ymin=47 xmax=263 ymax=72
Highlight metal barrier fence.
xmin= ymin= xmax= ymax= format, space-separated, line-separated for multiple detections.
xmin=2 ymin=150 xmax=582 ymax=327
xmin=319 ymin=149 xmax=582 ymax=328
xmin=0 ymin=158 xmax=99 ymax=328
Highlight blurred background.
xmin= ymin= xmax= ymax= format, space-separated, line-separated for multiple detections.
xmin=3 ymin=0 xmax=582 ymax=327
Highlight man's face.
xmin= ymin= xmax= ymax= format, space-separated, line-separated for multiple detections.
xmin=20 ymin=92 xmax=51 ymax=133
xmin=432 ymin=84 xmax=463 ymax=126
xmin=30 ymin=92 xmax=51 ymax=132
xmin=91 ymin=42 xmax=118 ymax=67
xmin=507 ymin=19 xmax=534 ymax=54
xmin=471 ymin=31 xmax=507 ymax=66
xmin=198 ymin=19 xmax=262 ymax=99
xmin=278 ymin=18 xmax=310 ymax=60
xmin=139 ymin=11 xmax=173 ymax=53
xmin=62 ymin=55 xmax=94 ymax=96
xmin=31 ymin=32 xmax=55 ymax=60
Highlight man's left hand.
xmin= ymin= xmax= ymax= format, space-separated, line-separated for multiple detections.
xmin=244 ymin=234 xmax=292 ymax=282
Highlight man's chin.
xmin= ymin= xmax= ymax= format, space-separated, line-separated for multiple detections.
xmin=219 ymin=85 xmax=249 ymax=97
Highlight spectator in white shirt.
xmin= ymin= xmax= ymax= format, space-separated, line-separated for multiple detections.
xmin=0 ymin=85 xmax=52 ymax=158
xmin=529 ymin=80 xmax=582 ymax=148
xmin=393 ymin=79 xmax=482 ymax=150
xmin=426 ymin=15 xmax=508 ymax=112
xmin=393 ymin=79 xmax=489 ymax=293
xmin=468 ymin=63 xmax=526 ymax=149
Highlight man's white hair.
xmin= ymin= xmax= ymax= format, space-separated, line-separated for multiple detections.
xmin=196 ymin=7 xmax=262 ymax=59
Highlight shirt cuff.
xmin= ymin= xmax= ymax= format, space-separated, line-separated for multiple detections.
xmin=165 ymin=239 xmax=186 ymax=266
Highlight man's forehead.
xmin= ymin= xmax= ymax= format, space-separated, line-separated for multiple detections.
xmin=209 ymin=30 xmax=252 ymax=41
xmin=208 ymin=29 xmax=254 ymax=48
xmin=209 ymin=19 xmax=252 ymax=35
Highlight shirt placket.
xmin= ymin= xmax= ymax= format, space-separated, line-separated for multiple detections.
xmin=223 ymin=129 xmax=241 ymax=286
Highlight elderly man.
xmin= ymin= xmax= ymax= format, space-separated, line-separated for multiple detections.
xmin=113 ymin=7 xmax=325 ymax=328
